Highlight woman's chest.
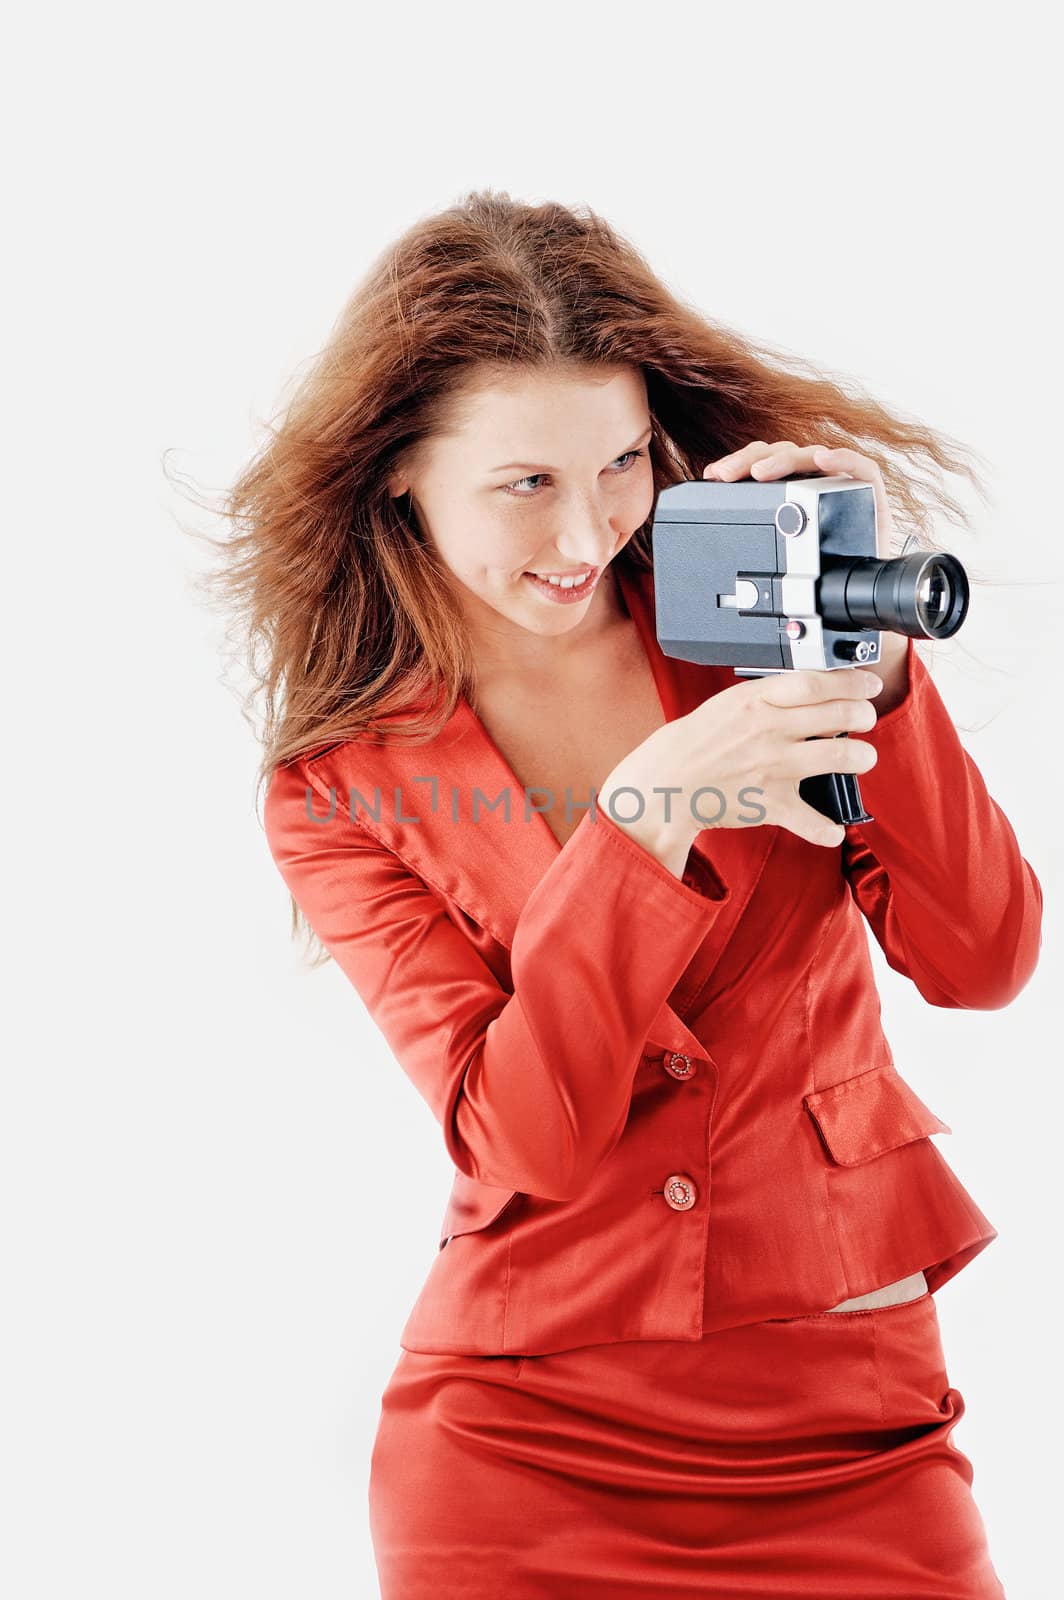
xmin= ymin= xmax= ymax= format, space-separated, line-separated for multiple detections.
xmin=473 ymin=636 xmax=667 ymax=848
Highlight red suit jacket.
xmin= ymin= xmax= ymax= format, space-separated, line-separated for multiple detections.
xmin=264 ymin=556 xmax=1043 ymax=1356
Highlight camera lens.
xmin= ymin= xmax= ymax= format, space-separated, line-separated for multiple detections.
xmin=916 ymin=564 xmax=955 ymax=632
xmin=818 ymin=551 xmax=969 ymax=639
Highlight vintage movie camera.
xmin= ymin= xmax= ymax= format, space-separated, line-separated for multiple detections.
xmin=651 ymin=475 xmax=969 ymax=827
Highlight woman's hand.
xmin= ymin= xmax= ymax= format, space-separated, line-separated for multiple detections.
xmin=598 ymin=666 xmax=883 ymax=866
xmin=703 ymin=439 xmax=909 ymax=709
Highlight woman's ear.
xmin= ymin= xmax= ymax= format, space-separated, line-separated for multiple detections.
xmin=387 ymin=472 xmax=409 ymax=500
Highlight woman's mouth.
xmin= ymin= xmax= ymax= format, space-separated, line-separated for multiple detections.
xmin=522 ymin=565 xmax=600 ymax=603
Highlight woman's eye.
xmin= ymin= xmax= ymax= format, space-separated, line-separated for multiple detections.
xmin=506 ymin=472 xmax=548 ymax=496
xmin=504 ymin=449 xmax=646 ymax=498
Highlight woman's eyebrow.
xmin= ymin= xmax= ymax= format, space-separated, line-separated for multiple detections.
xmin=488 ymin=421 xmax=653 ymax=474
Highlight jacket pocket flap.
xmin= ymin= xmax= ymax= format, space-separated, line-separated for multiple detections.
xmin=439 ymin=1172 xmax=519 ymax=1249
xmin=803 ymin=1063 xmax=952 ymax=1166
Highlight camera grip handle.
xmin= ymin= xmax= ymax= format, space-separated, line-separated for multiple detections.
xmin=797 ymin=732 xmax=875 ymax=827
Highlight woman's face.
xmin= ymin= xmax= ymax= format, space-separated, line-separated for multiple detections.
xmin=389 ymin=363 xmax=655 ymax=650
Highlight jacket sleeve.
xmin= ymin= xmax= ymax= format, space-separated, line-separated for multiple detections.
xmin=841 ymin=636 xmax=1043 ymax=1010
xmin=263 ymin=756 xmax=731 ymax=1201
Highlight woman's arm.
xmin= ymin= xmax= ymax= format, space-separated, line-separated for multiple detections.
xmin=841 ymin=637 xmax=1043 ymax=1009
xmin=263 ymin=757 xmax=732 ymax=1201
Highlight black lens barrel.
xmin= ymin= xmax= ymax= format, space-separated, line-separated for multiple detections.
xmin=817 ymin=552 xmax=969 ymax=639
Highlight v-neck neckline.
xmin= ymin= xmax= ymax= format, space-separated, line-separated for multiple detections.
xmin=453 ymin=557 xmax=677 ymax=861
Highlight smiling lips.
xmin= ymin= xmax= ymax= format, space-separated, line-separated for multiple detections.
xmin=522 ymin=565 xmax=600 ymax=602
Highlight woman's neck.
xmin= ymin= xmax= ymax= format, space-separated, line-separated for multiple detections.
xmin=464 ymin=562 xmax=629 ymax=691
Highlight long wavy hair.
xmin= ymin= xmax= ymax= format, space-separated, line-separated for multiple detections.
xmin=185 ymin=187 xmax=994 ymax=955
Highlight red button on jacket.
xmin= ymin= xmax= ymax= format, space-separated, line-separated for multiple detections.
xmin=263 ymin=556 xmax=1043 ymax=1357
xmin=663 ymin=1175 xmax=698 ymax=1211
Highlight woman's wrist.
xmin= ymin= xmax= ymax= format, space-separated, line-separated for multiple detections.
xmin=595 ymin=783 xmax=698 ymax=880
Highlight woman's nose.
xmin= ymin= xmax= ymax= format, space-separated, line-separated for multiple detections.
xmin=545 ymin=504 xmax=619 ymax=565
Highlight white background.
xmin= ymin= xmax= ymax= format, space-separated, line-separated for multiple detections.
xmin=6 ymin=3 xmax=1061 ymax=1596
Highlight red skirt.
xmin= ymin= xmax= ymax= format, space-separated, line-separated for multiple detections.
xmin=368 ymin=1289 xmax=1005 ymax=1598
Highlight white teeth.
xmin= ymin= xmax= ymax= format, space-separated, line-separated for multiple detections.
xmin=530 ymin=569 xmax=592 ymax=589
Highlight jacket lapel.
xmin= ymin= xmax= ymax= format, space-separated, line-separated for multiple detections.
xmin=337 ymin=558 xmax=779 ymax=1059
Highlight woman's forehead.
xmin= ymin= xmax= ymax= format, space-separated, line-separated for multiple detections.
xmin=433 ymin=364 xmax=649 ymax=454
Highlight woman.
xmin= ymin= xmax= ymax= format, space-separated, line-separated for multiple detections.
xmin=227 ymin=192 xmax=1041 ymax=1596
